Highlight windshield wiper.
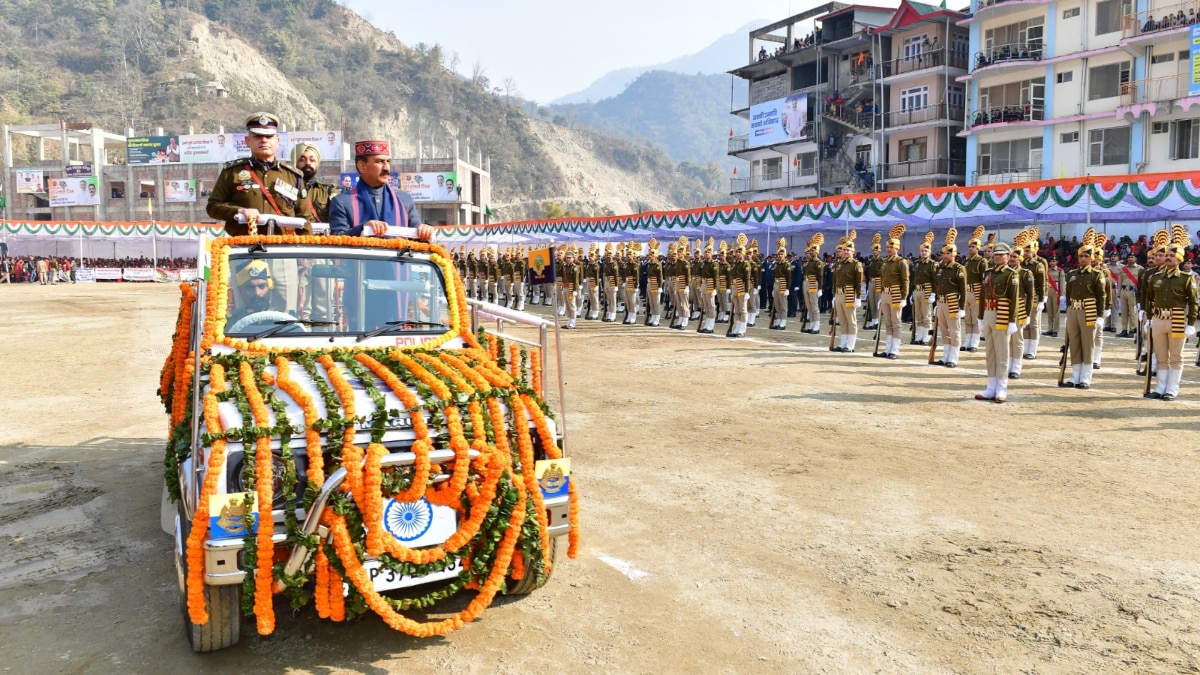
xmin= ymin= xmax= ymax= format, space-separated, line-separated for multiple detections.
xmin=248 ymin=319 xmax=338 ymax=341
xmin=356 ymin=320 xmax=450 ymax=342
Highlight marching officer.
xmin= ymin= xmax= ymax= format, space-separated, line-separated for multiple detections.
xmin=1116 ymin=252 xmax=1143 ymax=338
xmin=645 ymin=239 xmax=664 ymax=326
xmin=932 ymin=228 xmax=967 ymax=368
xmin=831 ymin=231 xmax=863 ymax=352
xmin=560 ymin=247 xmax=582 ymax=329
xmin=875 ymin=225 xmax=910 ymax=360
xmin=975 ymin=242 xmax=1020 ymax=403
xmin=910 ymin=232 xmax=937 ymax=345
xmin=669 ymin=237 xmax=693 ymax=330
xmin=1061 ymin=229 xmax=1105 ymax=389
xmin=1006 ymin=232 xmax=1036 ymax=380
xmin=727 ymin=234 xmax=753 ymax=338
xmin=801 ymin=235 xmax=824 ymax=333
xmin=864 ymin=234 xmax=883 ymax=329
xmin=1146 ymin=226 xmax=1199 ymax=400
xmin=770 ymin=238 xmax=792 ymax=330
xmin=1043 ymin=257 xmax=1064 ymax=338
xmin=1020 ymin=226 xmax=1048 ymax=359
xmin=962 ymin=227 xmax=988 ymax=352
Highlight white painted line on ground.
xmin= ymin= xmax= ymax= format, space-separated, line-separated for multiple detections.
xmin=594 ymin=552 xmax=651 ymax=581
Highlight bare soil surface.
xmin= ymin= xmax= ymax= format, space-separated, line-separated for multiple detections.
xmin=2 ymin=283 xmax=1199 ymax=674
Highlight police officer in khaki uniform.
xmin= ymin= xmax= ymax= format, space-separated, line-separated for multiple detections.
xmin=207 ymin=113 xmax=313 ymax=236
xmin=932 ymin=228 xmax=967 ymax=368
xmin=727 ymin=234 xmax=753 ymax=338
xmin=831 ymin=231 xmax=864 ymax=352
xmin=560 ymin=247 xmax=582 ymax=329
xmin=1116 ymin=253 xmax=1143 ymax=338
xmin=962 ymin=227 xmax=989 ymax=352
xmin=1020 ymin=226 xmax=1048 ymax=359
xmin=875 ymin=225 xmax=910 ymax=360
xmin=975 ymin=242 xmax=1020 ymax=403
xmin=801 ymin=235 xmax=825 ymax=333
xmin=644 ymin=239 xmax=664 ymax=326
xmin=864 ymin=235 xmax=883 ymax=329
xmin=910 ymin=232 xmax=937 ymax=345
xmin=1061 ymin=229 xmax=1105 ymax=389
xmin=770 ymin=238 xmax=793 ymax=330
xmin=1146 ymin=226 xmax=1199 ymax=400
xmin=1043 ymin=257 xmax=1064 ymax=338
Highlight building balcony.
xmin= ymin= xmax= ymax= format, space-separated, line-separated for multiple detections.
xmin=877 ymin=49 xmax=970 ymax=81
xmin=972 ymin=167 xmax=1040 ymax=185
xmin=1120 ymin=74 xmax=1188 ymax=107
xmin=971 ymin=0 xmax=1054 ymax=20
xmin=968 ymin=103 xmax=1045 ymax=129
xmin=879 ymin=158 xmax=966 ymax=182
xmin=882 ymin=103 xmax=966 ymax=129
xmin=731 ymin=167 xmax=819 ymax=194
xmin=971 ymin=42 xmax=1044 ymax=74
xmin=1122 ymin=4 xmax=1198 ymax=40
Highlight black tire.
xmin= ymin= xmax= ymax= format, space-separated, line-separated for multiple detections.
xmin=177 ymin=503 xmax=242 ymax=652
xmin=506 ymin=536 xmax=559 ymax=595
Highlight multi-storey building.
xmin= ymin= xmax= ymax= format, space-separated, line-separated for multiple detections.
xmin=963 ymin=0 xmax=1200 ymax=184
xmin=728 ymin=2 xmax=970 ymax=201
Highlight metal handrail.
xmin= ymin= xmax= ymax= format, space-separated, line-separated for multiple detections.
xmin=972 ymin=42 xmax=1044 ymax=71
xmin=972 ymin=167 xmax=1040 ymax=184
xmin=731 ymin=168 xmax=819 ymax=193
xmin=876 ymin=48 xmax=969 ymax=78
xmin=969 ymin=103 xmax=1045 ymax=127
xmin=1120 ymin=73 xmax=1188 ymax=106
xmin=881 ymin=158 xmax=966 ymax=180
xmin=882 ymin=103 xmax=966 ymax=127
xmin=1123 ymin=2 xmax=1199 ymax=38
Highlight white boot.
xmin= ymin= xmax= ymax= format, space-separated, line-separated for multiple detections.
xmin=947 ymin=345 xmax=959 ymax=366
xmin=779 ymin=320 xmax=787 ymax=330
xmin=1079 ymin=364 xmax=1093 ymax=386
xmin=978 ymin=376 xmax=997 ymax=399
xmin=995 ymin=377 xmax=1010 ymax=402
xmin=1155 ymin=370 xmax=1168 ymax=395
xmin=705 ymin=317 xmax=715 ymax=332
xmin=1026 ymin=338 xmax=1039 ymax=358
xmin=1010 ymin=358 xmax=1023 ymax=377
xmin=890 ymin=336 xmax=901 ymax=356
xmin=1166 ymin=368 xmax=1185 ymax=398
xmin=1066 ymin=363 xmax=1080 ymax=385
xmin=1093 ymin=343 xmax=1103 ymax=367
xmin=736 ymin=321 xmax=747 ymax=335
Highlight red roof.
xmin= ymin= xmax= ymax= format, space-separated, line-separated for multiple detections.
xmin=871 ymin=0 xmax=966 ymax=33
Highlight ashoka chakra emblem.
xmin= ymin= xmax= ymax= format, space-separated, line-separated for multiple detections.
xmin=383 ymin=498 xmax=433 ymax=542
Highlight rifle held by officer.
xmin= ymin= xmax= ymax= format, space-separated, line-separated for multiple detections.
xmin=927 ymin=313 xmax=939 ymax=364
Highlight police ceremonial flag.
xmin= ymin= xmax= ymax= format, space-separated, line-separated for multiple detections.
xmin=208 ymin=491 xmax=258 ymax=538
xmin=535 ymin=458 xmax=571 ymax=499
xmin=528 ymin=246 xmax=555 ymax=286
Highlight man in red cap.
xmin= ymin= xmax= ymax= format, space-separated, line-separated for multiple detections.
xmin=328 ymin=138 xmax=434 ymax=241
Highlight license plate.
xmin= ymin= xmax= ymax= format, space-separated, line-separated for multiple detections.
xmin=362 ymin=555 xmax=462 ymax=593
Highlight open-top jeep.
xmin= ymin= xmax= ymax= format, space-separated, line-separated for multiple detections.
xmin=158 ymin=228 xmax=577 ymax=651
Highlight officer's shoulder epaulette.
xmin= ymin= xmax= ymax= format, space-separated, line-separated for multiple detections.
xmin=277 ymin=161 xmax=304 ymax=178
xmin=223 ymin=158 xmax=248 ymax=170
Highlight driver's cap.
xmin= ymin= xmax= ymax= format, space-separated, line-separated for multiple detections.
xmin=236 ymin=260 xmax=274 ymax=289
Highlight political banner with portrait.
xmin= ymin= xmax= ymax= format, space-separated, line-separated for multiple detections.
xmin=749 ymin=93 xmax=809 ymax=148
xmin=337 ymin=172 xmax=401 ymax=193
xmin=48 ymin=176 xmax=101 ymax=207
xmin=127 ymin=136 xmax=183 ymax=165
xmin=233 ymin=132 xmax=290 ymax=158
xmin=401 ymin=172 xmax=459 ymax=202
xmin=287 ymin=131 xmax=343 ymax=161
xmin=15 ymin=169 xmax=43 ymax=194
xmin=165 ymin=180 xmax=198 ymax=203
xmin=178 ymin=134 xmax=245 ymax=164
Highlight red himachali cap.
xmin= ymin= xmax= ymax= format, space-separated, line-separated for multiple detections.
xmin=355 ymin=139 xmax=390 ymax=156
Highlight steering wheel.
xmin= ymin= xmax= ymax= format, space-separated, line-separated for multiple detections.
xmin=227 ymin=310 xmax=300 ymax=334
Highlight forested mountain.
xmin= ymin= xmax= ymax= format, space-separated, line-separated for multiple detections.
xmin=0 ymin=0 xmax=730 ymax=218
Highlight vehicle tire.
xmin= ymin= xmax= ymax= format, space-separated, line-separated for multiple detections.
xmin=177 ymin=503 xmax=242 ymax=652
xmin=506 ymin=536 xmax=559 ymax=595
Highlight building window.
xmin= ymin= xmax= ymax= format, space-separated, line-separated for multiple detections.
xmin=948 ymin=85 xmax=965 ymax=109
xmin=798 ymin=152 xmax=817 ymax=174
xmin=1063 ymin=7 xmax=1080 ymax=18
xmin=978 ymin=137 xmax=1042 ymax=174
xmin=1170 ymin=119 xmax=1200 ymax=159
xmin=1057 ymin=71 xmax=1073 ymax=83
xmin=903 ymin=34 xmax=928 ymax=62
xmin=984 ymin=17 xmax=1044 ymax=56
xmin=1088 ymin=126 xmax=1130 ymax=165
xmin=1061 ymin=131 xmax=1079 ymax=143
xmin=1088 ymin=61 xmax=1131 ymax=100
xmin=1180 ymin=51 xmax=1190 ymax=61
xmin=1151 ymin=52 xmax=1176 ymax=64
xmin=899 ymin=137 xmax=928 ymax=162
xmin=901 ymin=85 xmax=929 ymax=111
xmin=1152 ymin=121 xmax=1169 ymax=134
xmin=762 ymin=156 xmax=783 ymax=180
xmin=1095 ymin=0 xmax=1131 ymax=35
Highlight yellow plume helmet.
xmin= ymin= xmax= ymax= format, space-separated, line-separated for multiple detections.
xmin=1079 ymin=227 xmax=1096 ymax=255
xmin=943 ymin=227 xmax=958 ymax=255
xmin=649 ymin=237 xmax=659 ymax=255
xmin=667 ymin=242 xmax=676 ymax=255
xmin=1011 ymin=230 xmax=1026 ymax=254
xmin=920 ymin=230 xmax=935 ymax=251
xmin=1094 ymin=233 xmax=1108 ymax=253
xmin=887 ymin=224 xmax=906 ymax=250
xmin=969 ymin=225 xmax=985 ymax=247
xmin=749 ymin=238 xmax=760 ymax=252
xmin=871 ymin=232 xmax=882 ymax=252
xmin=604 ymin=242 xmax=614 ymax=255
xmin=1028 ymin=225 xmax=1040 ymax=250
xmin=678 ymin=236 xmax=689 ymax=251
xmin=836 ymin=236 xmax=847 ymax=251
xmin=736 ymin=232 xmax=748 ymax=253
xmin=1169 ymin=224 xmax=1190 ymax=260
xmin=847 ymin=229 xmax=856 ymax=243
xmin=719 ymin=239 xmax=729 ymax=254
xmin=777 ymin=236 xmax=788 ymax=256
xmin=706 ymin=236 xmax=715 ymax=254
xmin=807 ymin=232 xmax=825 ymax=253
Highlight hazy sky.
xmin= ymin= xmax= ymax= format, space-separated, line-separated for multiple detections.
xmin=343 ymin=1 xmax=821 ymax=102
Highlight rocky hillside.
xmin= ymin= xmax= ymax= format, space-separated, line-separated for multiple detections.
xmin=0 ymin=0 xmax=728 ymax=219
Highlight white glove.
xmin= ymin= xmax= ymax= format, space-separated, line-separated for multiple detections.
xmin=1103 ymin=309 xmax=1111 ymax=318
xmin=1041 ymin=297 xmax=1048 ymax=305
xmin=900 ymin=299 xmax=907 ymax=309
xmin=1037 ymin=302 xmax=1045 ymax=313
xmin=1007 ymin=323 xmax=1019 ymax=335
xmin=977 ymin=320 xmax=985 ymax=330
xmin=817 ymin=291 xmax=823 ymax=299
xmin=854 ymin=298 xmax=862 ymax=309
xmin=1188 ymin=326 xmax=1197 ymax=338
xmin=929 ymin=294 xmax=937 ymax=303
xmin=782 ymin=289 xmax=789 ymax=296
xmin=1022 ymin=318 xmax=1030 ymax=327
xmin=957 ymin=310 xmax=965 ymax=319
xmin=1138 ymin=310 xmax=1145 ymax=322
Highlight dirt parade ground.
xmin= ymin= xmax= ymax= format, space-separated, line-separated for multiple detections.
xmin=2 ymin=283 xmax=1200 ymax=674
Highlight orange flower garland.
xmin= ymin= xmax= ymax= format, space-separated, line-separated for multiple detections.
xmin=185 ymin=362 xmax=228 ymax=625
xmin=239 ymin=361 xmax=276 ymax=636
xmin=511 ymin=395 xmax=552 ymax=568
xmin=530 ymin=349 xmax=543 ymax=395
xmin=272 ymin=357 xmax=324 ymax=488
xmin=363 ymin=442 xmax=388 ymax=557
xmin=509 ymin=343 xmax=521 ymax=380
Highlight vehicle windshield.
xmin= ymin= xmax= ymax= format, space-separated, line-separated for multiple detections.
xmin=222 ymin=250 xmax=450 ymax=338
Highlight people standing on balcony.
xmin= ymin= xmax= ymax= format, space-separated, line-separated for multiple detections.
xmin=758 ymin=46 xmax=768 ymax=61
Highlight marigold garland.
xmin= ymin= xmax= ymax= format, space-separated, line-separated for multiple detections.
xmin=171 ymin=235 xmax=577 ymax=642
xmin=239 ymin=361 xmax=276 ymax=636
xmin=185 ymin=363 xmax=228 ymax=625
